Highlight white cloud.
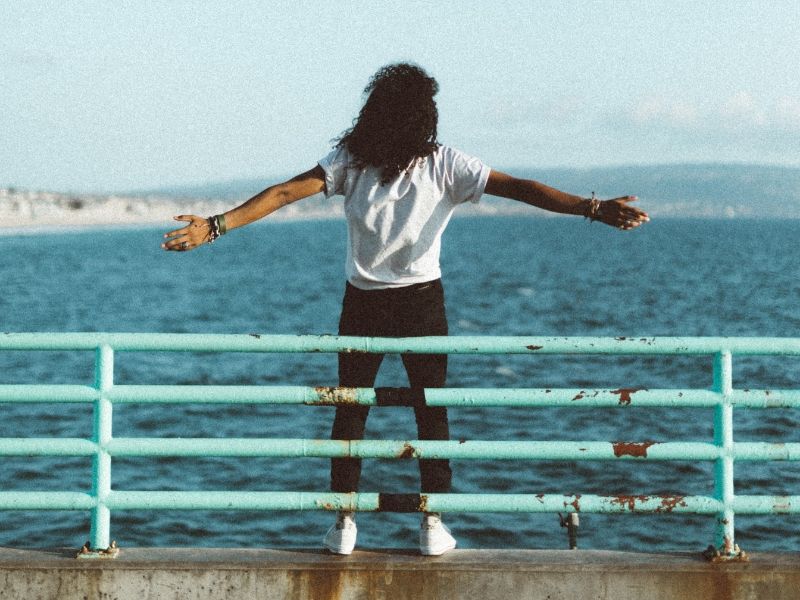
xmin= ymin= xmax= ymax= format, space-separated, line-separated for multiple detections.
xmin=630 ymin=97 xmax=698 ymax=127
xmin=775 ymin=96 xmax=800 ymax=129
xmin=620 ymin=91 xmax=800 ymax=134
xmin=0 ymin=43 xmax=58 ymax=68
xmin=476 ymin=90 xmax=800 ymax=166
xmin=719 ymin=91 xmax=767 ymax=127
xmin=494 ymin=90 xmax=800 ymax=138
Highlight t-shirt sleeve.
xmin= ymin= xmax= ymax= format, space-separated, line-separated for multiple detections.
xmin=317 ymin=146 xmax=350 ymax=198
xmin=446 ymin=147 xmax=491 ymax=204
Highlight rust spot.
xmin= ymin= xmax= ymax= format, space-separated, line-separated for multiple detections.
xmin=722 ymin=535 xmax=733 ymax=555
xmin=249 ymin=333 xmax=261 ymax=339
xmin=609 ymin=494 xmax=686 ymax=512
xmin=313 ymin=386 xmax=359 ymax=405
xmin=611 ymin=494 xmax=650 ymax=511
xmin=657 ymin=495 xmax=687 ymax=512
xmin=526 ymin=345 xmax=543 ymax=351
xmin=399 ymin=442 xmax=417 ymax=459
xmin=545 ymin=389 xmax=551 ymax=394
xmin=615 ymin=336 xmax=627 ymax=341
xmin=565 ymin=495 xmax=581 ymax=512
xmin=579 ymin=448 xmax=587 ymax=452
xmin=612 ymin=441 xmax=656 ymax=458
xmin=572 ymin=391 xmax=586 ymax=401
xmin=536 ymin=493 xmax=545 ymax=503
xmin=611 ymin=387 xmax=647 ymax=405
xmin=458 ymin=439 xmax=466 ymax=444
xmin=773 ymin=498 xmax=791 ymax=512
xmin=419 ymin=494 xmax=429 ymax=512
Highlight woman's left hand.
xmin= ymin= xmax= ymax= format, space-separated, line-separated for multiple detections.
xmin=161 ymin=215 xmax=211 ymax=251
xmin=599 ymin=196 xmax=649 ymax=230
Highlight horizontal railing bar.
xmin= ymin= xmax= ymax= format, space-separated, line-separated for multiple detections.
xmin=425 ymin=388 xmax=719 ymax=408
xmin=1 ymin=490 xmax=795 ymax=515
xmin=0 ymin=438 xmax=97 ymax=456
xmin=108 ymin=385 xmax=365 ymax=405
xmin=103 ymin=491 xmax=721 ymax=513
xmin=107 ymin=385 xmax=720 ymax=407
xmin=732 ymin=443 xmax=800 ymax=461
xmin=3 ymin=332 xmax=800 ymax=355
xmin=731 ymin=496 xmax=800 ymax=514
xmin=422 ymin=493 xmax=722 ymax=514
xmin=729 ymin=390 xmax=800 ymax=408
xmin=0 ymin=491 xmax=800 ymax=515
xmin=0 ymin=492 xmax=95 ymax=510
xmin=7 ymin=437 xmax=800 ymax=462
xmin=3 ymin=491 xmax=797 ymax=514
xmin=3 ymin=385 xmax=800 ymax=409
xmin=107 ymin=438 xmax=722 ymax=460
xmin=0 ymin=385 xmax=97 ymax=403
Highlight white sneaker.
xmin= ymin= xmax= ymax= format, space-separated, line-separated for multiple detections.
xmin=419 ymin=513 xmax=456 ymax=556
xmin=323 ymin=511 xmax=357 ymax=555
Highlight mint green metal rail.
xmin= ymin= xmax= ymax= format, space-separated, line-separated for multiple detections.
xmin=2 ymin=332 xmax=800 ymax=559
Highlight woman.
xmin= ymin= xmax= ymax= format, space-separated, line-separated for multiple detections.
xmin=162 ymin=63 xmax=648 ymax=556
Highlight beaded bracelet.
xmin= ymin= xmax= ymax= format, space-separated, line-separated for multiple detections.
xmin=584 ymin=192 xmax=603 ymax=223
xmin=207 ymin=216 xmax=221 ymax=243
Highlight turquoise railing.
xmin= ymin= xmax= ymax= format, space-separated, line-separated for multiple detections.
xmin=2 ymin=332 xmax=800 ymax=559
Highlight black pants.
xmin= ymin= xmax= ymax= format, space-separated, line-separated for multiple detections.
xmin=330 ymin=279 xmax=452 ymax=493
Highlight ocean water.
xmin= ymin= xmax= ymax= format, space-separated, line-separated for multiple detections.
xmin=1 ymin=216 xmax=799 ymax=552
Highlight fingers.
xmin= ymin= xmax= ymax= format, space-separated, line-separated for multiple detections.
xmin=600 ymin=198 xmax=649 ymax=230
xmin=161 ymin=215 xmax=209 ymax=251
xmin=161 ymin=235 xmax=193 ymax=251
xmin=164 ymin=227 xmax=189 ymax=239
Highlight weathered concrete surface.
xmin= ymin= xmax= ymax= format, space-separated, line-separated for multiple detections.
xmin=2 ymin=547 xmax=800 ymax=600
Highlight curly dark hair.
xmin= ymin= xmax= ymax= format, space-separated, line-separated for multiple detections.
xmin=335 ymin=63 xmax=440 ymax=184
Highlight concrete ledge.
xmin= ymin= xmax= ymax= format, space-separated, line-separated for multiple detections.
xmin=2 ymin=547 xmax=800 ymax=600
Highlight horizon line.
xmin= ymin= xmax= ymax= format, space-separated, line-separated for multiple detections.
xmin=4 ymin=159 xmax=800 ymax=197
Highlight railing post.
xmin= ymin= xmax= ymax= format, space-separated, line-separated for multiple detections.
xmin=89 ymin=344 xmax=114 ymax=552
xmin=710 ymin=350 xmax=739 ymax=559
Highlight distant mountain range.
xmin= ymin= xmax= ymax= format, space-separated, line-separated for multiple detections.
xmin=3 ymin=163 xmax=799 ymax=232
xmin=128 ymin=163 xmax=800 ymax=218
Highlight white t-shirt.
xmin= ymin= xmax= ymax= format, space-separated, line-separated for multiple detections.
xmin=318 ymin=145 xmax=491 ymax=290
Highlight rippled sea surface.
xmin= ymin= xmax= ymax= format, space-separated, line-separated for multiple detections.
xmin=1 ymin=216 xmax=799 ymax=552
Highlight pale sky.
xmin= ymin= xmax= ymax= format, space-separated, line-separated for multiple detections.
xmin=2 ymin=1 xmax=799 ymax=192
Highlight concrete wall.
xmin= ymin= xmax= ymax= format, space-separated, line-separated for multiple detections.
xmin=2 ymin=548 xmax=799 ymax=600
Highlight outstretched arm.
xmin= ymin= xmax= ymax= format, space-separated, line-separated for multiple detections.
xmin=162 ymin=165 xmax=326 ymax=251
xmin=484 ymin=169 xmax=649 ymax=230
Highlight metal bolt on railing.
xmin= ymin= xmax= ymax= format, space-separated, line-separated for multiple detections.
xmin=558 ymin=513 xmax=579 ymax=549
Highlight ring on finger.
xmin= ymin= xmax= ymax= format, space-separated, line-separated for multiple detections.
xmin=181 ymin=241 xmax=189 ymax=249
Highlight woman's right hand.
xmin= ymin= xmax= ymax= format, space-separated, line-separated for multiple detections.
xmin=161 ymin=215 xmax=210 ymax=251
